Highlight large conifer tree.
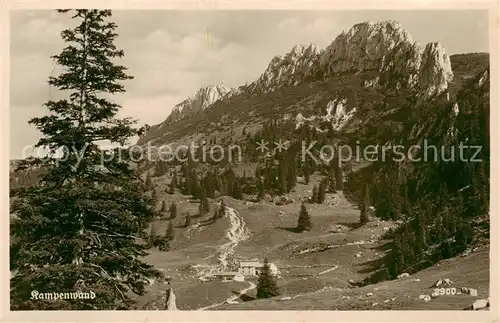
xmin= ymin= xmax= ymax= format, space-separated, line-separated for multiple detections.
xmin=10 ymin=10 xmax=160 ymax=310
xmin=256 ymin=258 xmax=280 ymax=299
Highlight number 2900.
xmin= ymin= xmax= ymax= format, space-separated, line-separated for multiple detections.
xmin=434 ymin=288 xmax=457 ymax=295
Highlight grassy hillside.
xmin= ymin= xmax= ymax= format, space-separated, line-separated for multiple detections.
xmin=216 ymin=247 xmax=489 ymax=310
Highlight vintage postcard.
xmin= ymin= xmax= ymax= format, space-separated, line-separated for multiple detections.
xmin=1 ymin=0 xmax=498 ymax=322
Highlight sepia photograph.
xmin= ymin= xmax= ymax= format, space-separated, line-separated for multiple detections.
xmin=2 ymin=1 xmax=496 ymax=320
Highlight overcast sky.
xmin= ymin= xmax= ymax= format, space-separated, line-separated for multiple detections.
xmin=10 ymin=10 xmax=489 ymax=159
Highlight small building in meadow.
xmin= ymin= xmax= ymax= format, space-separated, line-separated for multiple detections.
xmin=214 ymin=271 xmax=245 ymax=282
xmin=238 ymin=260 xmax=279 ymax=277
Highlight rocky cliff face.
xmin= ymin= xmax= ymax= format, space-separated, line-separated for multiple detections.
xmin=251 ymin=20 xmax=454 ymax=99
xmin=418 ymin=42 xmax=454 ymax=98
xmin=249 ymin=44 xmax=319 ymax=92
xmin=319 ymin=20 xmax=419 ymax=75
xmin=163 ymin=84 xmax=233 ymax=124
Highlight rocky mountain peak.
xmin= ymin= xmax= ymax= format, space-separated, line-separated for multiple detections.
xmin=346 ymin=20 xmax=412 ymax=44
xmin=320 ymin=20 xmax=454 ymax=98
xmin=320 ymin=20 xmax=416 ymax=74
xmin=191 ymin=83 xmax=233 ymax=108
xmin=163 ymin=83 xmax=233 ymax=124
xmin=418 ymin=42 xmax=454 ymax=98
xmin=249 ymin=43 xmax=319 ymax=92
xmin=251 ymin=20 xmax=453 ymax=99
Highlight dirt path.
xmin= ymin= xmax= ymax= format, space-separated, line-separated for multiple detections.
xmin=317 ymin=265 xmax=339 ymax=276
xmin=197 ymin=281 xmax=257 ymax=311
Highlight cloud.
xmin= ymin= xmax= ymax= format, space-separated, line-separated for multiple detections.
xmin=10 ymin=104 xmax=44 ymax=159
xmin=119 ymin=93 xmax=183 ymax=126
xmin=11 ymin=10 xmax=68 ymax=54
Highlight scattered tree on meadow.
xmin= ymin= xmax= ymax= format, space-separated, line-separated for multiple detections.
xmin=256 ymin=258 xmax=280 ymax=299
xmin=169 ymin=202 xmax=177 ymax=219
xmin=160 ymin=200 xmax=166 ymax=213
xmin=179 ymin=176 xmax=186 ymax=194
xmin=297 ymin=202 xmax=312 ymax=232
xmin=198 ymin=203 xmax=207 ymax=217
xmin=181 ymin=162 xmax=200 ymax=197
xmin=154 ymin=160 xmax=168 ymax=177
xmin=199 ymin=187 xmax=210 ymax=213
xmin=257 ymin=176 xmax=265 ymax=201
xmin=169 ymin=171 xmax=177 ymax=194
xmin=166 ymin=221 xmax=174 ymax=241
xmin=232 ymin=178 xmax=243 ymax=200
xmin=149 ymin=222 xmax=158 ymax=237
xmin=317 ymin=180 xmax=326 ymax=203
xmin=335 ymin=163 xmax=343 ymax=191
xmin=311 ymin=185 xmax=318 ymax=203
xmin=214 ymin=169 xmax=223 ymax=193
xmin=151 ymin=188 xmax=158 ymax=203
xmin=150 ymin=222 xmax=170 ymax=252
xmin=413 ymin=204 xmax=428 ymax=248
xmin=157 ymin=239 xmax=170 ymax=252
xmin=184 ymin=214 xmax=191 ymax=228
xmin=145 ymin=171 xmax=153 ymax=190
xmin=360 ymin=183 xmax=370 ymax=224
xmin=277 ymin=157 xmax=287 ymax=195
xmin=9 ymin=9 xmax=160 ymax=310
xmin=286 ymin=153 xmax=298 ymax=193
xmin=328 ymin=161 xmax=337 ymax=192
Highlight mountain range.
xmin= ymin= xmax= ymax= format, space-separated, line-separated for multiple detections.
xmin=138 ymin=20 xmax=461 ymax=146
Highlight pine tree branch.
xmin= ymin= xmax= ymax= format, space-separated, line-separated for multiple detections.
xmin=89 ymin=224 xmax=141 ymax=240
xmin=88 ymin=262 xmax=126 ymax=302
